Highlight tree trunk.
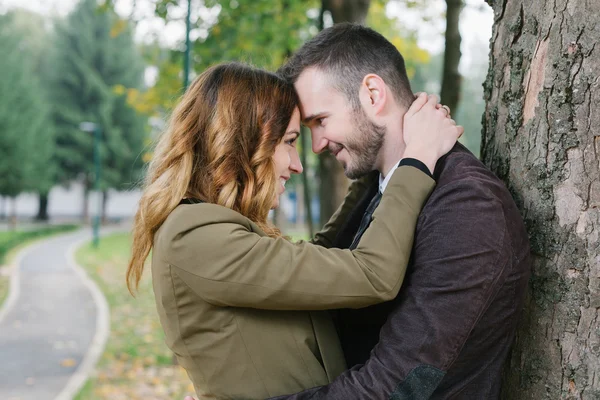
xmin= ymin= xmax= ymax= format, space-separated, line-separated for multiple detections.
xmin=440 ymin=0 xmax=463 ymax=114
xmin=300 ymin=127 xmax=314 ymax=237
xmin=316 ymin=0 xmax=371 ymax=226
xmin=9 ymin=197 xmax=17 ymax=231
xmin=318 ymin=152 xmax=349 ymax=227
xmin=82 ymin=184 xmax=89 ymax=223
xmin=35 ymin=192 xmax=49 ymax=221
xmin=322 ymin=0 xmax=370 ymax=24
xmin=482 ymin=1 xmax=600 ymax=398
xmin=101 ymin=190 xmax=109 ymax=224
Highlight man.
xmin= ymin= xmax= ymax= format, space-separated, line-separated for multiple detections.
xmin=270 ymin=23 xmax=531 ymax=399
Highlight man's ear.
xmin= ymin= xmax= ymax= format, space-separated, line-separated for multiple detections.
xmin=359 ymin=74 xmax=387 ymax=116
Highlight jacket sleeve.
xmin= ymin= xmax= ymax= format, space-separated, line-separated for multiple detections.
xmin=310 ymin=171 xmax=378 ymax=248
xmin=267 ymin=179 xmax=522 ymax=399
xmin=161 ymin=166 xmax=434 ymax=310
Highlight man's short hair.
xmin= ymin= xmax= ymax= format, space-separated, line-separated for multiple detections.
xmin=278 ymin=22 xmax=414 ymax=109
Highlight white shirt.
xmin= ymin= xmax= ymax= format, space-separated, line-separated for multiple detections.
xmin=379 ymin=159 xmax=403 ymax=193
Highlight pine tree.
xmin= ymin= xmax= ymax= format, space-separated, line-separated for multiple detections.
xmin=0 ymin=14 xmax=50 ymax=216
xmin=50 ymin=0 xmax=147 ymax=220
xmin=9 ymin=9 xmax=58 ymax=220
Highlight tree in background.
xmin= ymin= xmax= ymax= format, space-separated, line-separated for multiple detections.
xmin=50 ymin=0 xmax=147 ymax=221
xmin=439 ymin=0 xmax=463 ymax=114
xmin=481 ymin=0 xmax=599 ymax=397
xmin=0 ymin=13 xmax=52 ymax=227
xmin=7 ymin=9 xmax=58 ymax=221
xmin=193 ymin=0 xmax=316 ymax=71
xmin=451 ymin=37 xmax=488 ymax=156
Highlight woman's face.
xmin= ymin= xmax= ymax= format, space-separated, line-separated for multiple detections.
xmin=271 ymin=107 xmax=303 ymax=209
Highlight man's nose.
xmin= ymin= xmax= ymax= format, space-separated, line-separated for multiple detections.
xmin=289 ymin=149 xmax=303 ymax=174
xmin=311 ymin=131 xmax=328 ymax=154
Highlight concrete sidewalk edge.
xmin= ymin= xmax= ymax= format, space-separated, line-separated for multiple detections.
xmin=54 ymin=236 xmax=111 ymax=400
xmin=0 ymin=239 xmax=51 ymax=325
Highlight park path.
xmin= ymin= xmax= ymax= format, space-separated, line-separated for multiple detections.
xmin=0 ymin=229 xmax=113 ymax=400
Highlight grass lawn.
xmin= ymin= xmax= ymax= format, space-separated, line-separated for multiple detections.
xmin=0 ymin=271 xmax=8 ymax=308
xmin=75 ymin=232 xmax=194 ymax=400
xmin=0 ymin=224 xmax=79 ymax=307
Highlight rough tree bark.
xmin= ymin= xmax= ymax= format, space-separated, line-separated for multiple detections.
xmin=318 ymin=0 xmax=371 ymax=226
xmin=482 ymin=0 xmax=600 ymax=398
xmin=440 ymin=0 xmax=463 ymax=114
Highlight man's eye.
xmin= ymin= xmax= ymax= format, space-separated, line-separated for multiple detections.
xmin=316 ymin=118 xmax=324 ymax=126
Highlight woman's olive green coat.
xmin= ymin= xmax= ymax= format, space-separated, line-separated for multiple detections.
xmin=151 ymin=166 xmax=434 ymax=399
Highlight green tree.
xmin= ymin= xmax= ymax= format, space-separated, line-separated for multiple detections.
xmin=8 ymin=9 xmax=58 ymax=220
xmin=50 ymin=0 xmax=147 ymax=220
xmin=0 ymin=14 xmax=51 ymax=226
xmin=185 ymin=0 xmax=319 ymax=72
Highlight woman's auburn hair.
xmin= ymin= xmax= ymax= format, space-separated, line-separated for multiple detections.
xmin=126 ymin=62 xmax=299 ymax=294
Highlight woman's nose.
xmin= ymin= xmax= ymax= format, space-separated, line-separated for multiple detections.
xmin=289 ymin=149 xmax=303 ymax=174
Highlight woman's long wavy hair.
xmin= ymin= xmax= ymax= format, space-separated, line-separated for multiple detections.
xmin=126 ymin=62 xmax=299 ymax=294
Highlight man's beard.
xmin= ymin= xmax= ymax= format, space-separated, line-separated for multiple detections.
xmin=334 ymin=108 xmax=385 ymax=180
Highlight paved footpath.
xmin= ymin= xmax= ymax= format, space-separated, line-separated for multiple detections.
xmin=0 ymin=229 xmax=112 ymax=400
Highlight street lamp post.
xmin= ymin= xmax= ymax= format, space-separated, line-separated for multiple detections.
xmin=183 ymin=0 xmax=192 ymax=90
xmin=80 ymin=122 xmax=102 ymax=248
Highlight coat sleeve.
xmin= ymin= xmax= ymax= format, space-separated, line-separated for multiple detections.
xmin=310 ymin=171 xmax=378 ymax=248
xmin=267 ymin=179 xmax=522 ymax=399
xmin=161 ymin=166 xmax=434 ymax=310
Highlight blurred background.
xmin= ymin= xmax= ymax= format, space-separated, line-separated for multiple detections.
xmin=0 ymin=0 xmax=493 ymax=399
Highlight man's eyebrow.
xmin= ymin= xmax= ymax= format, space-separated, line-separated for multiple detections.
xmin=302 ymin=112 xmax=325 ymax=125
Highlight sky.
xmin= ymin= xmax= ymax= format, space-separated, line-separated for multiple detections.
xmin=0 ymin=0 xmax=494 ymax=71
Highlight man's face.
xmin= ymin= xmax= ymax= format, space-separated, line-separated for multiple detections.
xmin=294 ymin=68 xmax=385 ymax=179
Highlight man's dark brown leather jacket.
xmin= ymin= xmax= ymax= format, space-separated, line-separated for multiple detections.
xmin=273 ymin=143 xmax=531 ymax=399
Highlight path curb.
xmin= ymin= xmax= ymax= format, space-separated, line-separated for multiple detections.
xmin=54 ymin=236 xmax=111 ymax=400
xmin=0 ymin=239 xmax=48 ymax=325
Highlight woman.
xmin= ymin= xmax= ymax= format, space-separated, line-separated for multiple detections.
xmin=126 ymin=62 xmax=461 ymax=399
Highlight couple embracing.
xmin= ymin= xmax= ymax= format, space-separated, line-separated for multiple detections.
xmin=127 ymin=23 xmax=530 ymax=400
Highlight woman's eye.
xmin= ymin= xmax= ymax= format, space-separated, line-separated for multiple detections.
xmin=286 ymin=137 xmax=298 ymax=146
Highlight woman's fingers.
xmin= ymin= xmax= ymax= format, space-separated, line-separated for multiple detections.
xmin=427 ymin=94 xmax=439 ymax=108
xmin=435 ymin=103 xmax=453 ymax=118
xmin=405 ymin=92 xmax=429 ymax=118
